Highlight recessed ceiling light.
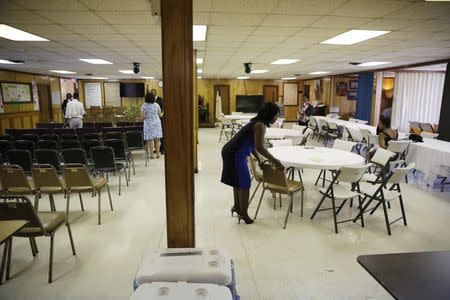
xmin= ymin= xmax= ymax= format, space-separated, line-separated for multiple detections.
xmin=193 ymin=25 xmax=207 ymax=41
xmin=119 ymin=70 xmax=134 ymax=74
xmin=236 ymin=76 xmax=249 ymax=79
xmin=0 ymin=24 xmax=48 ymax=41
xmin=141 ymin=76 xmax=155 ymax=79
xmin=358 ymin=62 xmax=391 ymax=67
xmin=197 ymin=69 xmax=203 ymax=74
xmin=309 ymin=71 xmax=330 ymax=75
xmin=91 ymin=77 xmax=108 ymax=80
xmin=281 ymin=77 xmax=296 ymax=80
xmin=49 ymin=70 xmax=76 ymax=74
xmin=271 ymin=59 xmax=300 ymax=65
xmin=79 ymin=59 xmax=113 ymax=64
xmin=321 ymin=30 xmax=390 ymax=45
xmin=197 ymin=76 xmax=202 ymax=79
xmin=196 ymin=58 xmax=203 ymax=64
xmin=0 ymin=59 xmax=22 ymax=64
xmin=251 ymin=70 xmax=269 ymax=74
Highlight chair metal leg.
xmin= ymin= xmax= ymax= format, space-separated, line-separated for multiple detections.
xmin=34 ymin=193 xmax=40 ymax=211
xmin=5 ymin=238 xmax=12 ymax=280
xmin=0 ymin=239 xmax=9 ymax=285
xmin=132 ymin=157 xmax=135 ymax=175
xmin=311 ymin=194 xmax=327 ymax=220
xmin=29 ymin=238 xmax=36 ymax=257
xmin=66 ymin=192 xmax=71 ymax=222
xmin=314 ymin=170 xmax=323 ymax=186
xmin=50 ymin=194 xmax=56 ymax=211
xmin=331 ymin=197 xmax=339 ymax=234
xmin=78 ymin=193 xmax=84 ymax=211
xmin=254 ymin=188 xmax=266 ymax=219
xmin=300 ymin=190 xmax=304 ymax=217
xmin=118 ymin=172 xmax=122 ymax=196
xmin=279 ymin=193 xmax=282 ymax=208
xmin=398 ymin=195 xmax=407 ymax=226
xmin=283 ymin=195 xmax=293 ymax=229
xmin=98 ymin=190 xmax=101 ymax=225
xmin=249 ymin=181 xmax=261 ymax=204
xmin=381 ymin=200 xmax=392 ymax=235
xmin=106 ymin=185 xmax=113 ymax=211
xmin=66 ymin=223 xmax=76 ymax=255
xmin=124 ymin=169 xmax=129 ymax=187
xmin=48 ymin=234 xmax=54 ymax=283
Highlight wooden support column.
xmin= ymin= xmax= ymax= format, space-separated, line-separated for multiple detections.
xmin=161 ymin=0 xmax=195 ymax=247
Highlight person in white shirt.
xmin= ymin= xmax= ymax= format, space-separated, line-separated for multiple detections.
xmin=65 ymin=92 xmax=85 ymax=128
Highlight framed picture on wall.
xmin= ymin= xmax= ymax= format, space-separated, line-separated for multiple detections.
xmin=349 ymin=80 xmax=358 ymax=91
xmin=347 ymin=91 xmax=357 ymax=100
xmin=336 ymin=82 xmax=347 ymax=96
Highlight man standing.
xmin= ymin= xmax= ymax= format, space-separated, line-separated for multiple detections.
xmin=275 ymin=95 xmax=285 ymax=118
xmin=151 ymin=89 xmax=164 ymax=154
xmin=65 ymin=92 xmax=85 ymax=128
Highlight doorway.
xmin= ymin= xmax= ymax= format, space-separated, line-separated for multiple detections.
xmin=37 ymin=84 xmax=52 ymax=122
xmin=263 ymin=85 xmax=279 ymax=102
xmin=214 ymin=84 xmax=230 ymax=116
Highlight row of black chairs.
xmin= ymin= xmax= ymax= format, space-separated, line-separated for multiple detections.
xmin=35 ymin=121 xmax=144 ymax=129
xmin=1 ymin=131 xmax=129 ymax=144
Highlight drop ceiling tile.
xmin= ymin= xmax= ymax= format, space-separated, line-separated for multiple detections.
xmin=207 ymin=34 xmax=248 ymax=42
xmin=0 ymin=0 xmax=25 ymax=10
xmin=384 ymin=2 xmax=450 ymax=20
xmin=331 ymin=0 xmax=411 ymax=18
xmin=13 ymin=0 xmax=88 ymax=10
xmin=246 ymin=35 xmax=286 ymax=43
xmin=112 ymin=25 xmax=160 ymax=35
xmin=252 ymin=27 xmax=298 ymax=36
xmin=210 ymin=13 xmax=265 ymax=26
xmin=37 ymin=11 xmax=105 ymax=24
xmin=297 ymin=27 xmax=344 ymax=38
xmin=126 ymin=34 xmax=160 ymax=42
xmin=261 ymin=15 xmax=319 ymax=27
xmin=97 ymin=11 xmax=158 ymax=25
xmin=210 ymin=0 xmax=277 ymax=13
xmin=310 ymin=16 xmax=374 ymax=29
xmin=0 ymin=11 xmax=52 ymax=24
xmin=273 ymin=0 xmax=348 ymax=15
xmin=361 ymin=18 xmax=421 ymax=31
xmin=78 ymin=0 xmax=151 ymax=11
xmin=208 ymin=25 xmax=255 ymax=35
xmin=194 ymin=12 xmax=210 ymax=24
xmin=194 ymin=0 xmax=211 ymax=12
xmin=65 ymin=24 xmax=118 ymax=35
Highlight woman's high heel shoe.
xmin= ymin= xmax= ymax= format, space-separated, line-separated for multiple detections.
xmin=238 ymin=215 xmax=254 ymax=224
xmin=230 ymin=206 xmax=239 ymax=217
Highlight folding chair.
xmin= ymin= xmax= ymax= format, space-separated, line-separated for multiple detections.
xmin=218 ymin=119 xmax=234 ymax=142
xmin=125 ymin=131 xmax=148 ymax=167
xmin=6 ymin=149 xmax=33 ymax=175
xmin=31 ymin=164 xmax=69 ymax=212
xmin=0 ymin=165 xmax=35 ymax=197
xmin=248 ymin=155 xmax=263 ymax=204
xmin=90 ymin=146 xmax=128 ymax=195
xmin=345 ymin=127 xmax=364 ymax=154
xmin=35 ymin=149 xmax=62 ymax=174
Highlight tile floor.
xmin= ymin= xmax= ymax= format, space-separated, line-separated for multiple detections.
xmin=0 ymin=127 xmax=449 ymax=300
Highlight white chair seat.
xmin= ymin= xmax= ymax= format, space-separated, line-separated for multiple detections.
xmin=361 ymin=173 xmax=378 ymax=183
xmin=359 ymin=184 xmax=401 ymax=201
xmin=319 ymin=184 xmax=360 ymax=200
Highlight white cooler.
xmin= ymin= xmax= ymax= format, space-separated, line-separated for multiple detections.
xmin=131 ymin=282 xmax=232 ymax=300
xmin=133 ymin=248 xmax=238 ymax=300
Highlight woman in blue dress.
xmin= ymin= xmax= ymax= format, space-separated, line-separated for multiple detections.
xmin=221 ymin=102 xmax=284 ymax=224
xmin=141 ymin=92 xmax=163 ymax=158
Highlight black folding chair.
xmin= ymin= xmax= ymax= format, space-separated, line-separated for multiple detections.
xmin=28 ymin=128 xmax=50 ymax=136
xmin=125 ymin=131 xmax=148 ymax=167
xmin=38 ymin=140 xmax=59 ymax=151
xmin=82 ymin=133 xmax=101 ymax=141
xmin=14 ymin=140 xmax=36 ymax=157
xmin=21 ymin=134 xmax=40 ymax=145
xmin=5 ymin=128 xmax=27 ymax=140
xmin=54 ymin=128 xmax=76 ymax=136
xmin=104 ymin=131 xmax=123 ymax=141
xmin=90 ymin=146 xmax=128 ymax=195
xmin=0 ymin=134 xmax=14 ymax=143
xmin=61 ymin=148 xmax=90 ymax=167
xmin=0 ymin=140 xmax=14 ymax=165
xmin=41 ymin=134 xmax=60 ymax=143
xmin=6 ymin=149 xmax=33 ymax=174
xmin=35 ymin=149 xmax=62 ymax=173
xmin=104 ymin=139 xmax=135 ymax=179
xmin=60 ymin=140 xmax=82 ymax=150
xmin=81 ymin=139 xmax=101 ymax=160
xmin=61 ymin=134 xmax=79 ymax=141
xmin=116 ymin=121 xmax=134 ymax=127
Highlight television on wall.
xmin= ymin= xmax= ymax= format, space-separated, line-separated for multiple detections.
xmin=236 ymin=95 xmax=264 ymax=113
xmin=119 ymin=82 xmax=145 ymax=97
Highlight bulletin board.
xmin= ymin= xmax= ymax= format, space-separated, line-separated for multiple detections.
xmin=0 ymin=82 xmax=32 ymax=103
xmin=60 ymin=78 xmax=76 ymax=100
xmin=84 ymin=82 xmax=103 ymax=108
xmin=283 ymin=82 xmax=298 ymax=106
xmin=104 ymin=82 xmax=121 ymax=106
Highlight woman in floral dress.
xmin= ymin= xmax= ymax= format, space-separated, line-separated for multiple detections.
xmin=141 ymin=92 xmax=163 ymax=158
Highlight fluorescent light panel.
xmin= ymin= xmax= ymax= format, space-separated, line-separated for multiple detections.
xmin=193 ymin=25 xmax=207 ymax=41
xmin=236 ymin=76 xmax=249 ymax=79
xmin=309 ymin=71 xmax=330 ymax=75
xmin=197 ymin=76 xmax=202 ymax=79
xmin=251 ymin=70 xmax=269 ymax=74
xmin=49 ymin=70 xmax=76 ymax=74
xmin=358 ymin=61 xmax=391 ymax=67
xmin=281 ymin=77 xmax=296 ymax=80
xmin=91 ymin=77 xmax=108 ymax=80
xmin=0 ymin=24 xmax=48 ymax=41
xmin=196 ymin=58 xmax=203 ymax=64
xmin=271 ymin=59 xmax=299 ymax=65
xmin=141 ymin=76 xmax=155 ymax=79
xmin=119 ymin=70 xmax=134 ymax=74
xmin=79 ymin=59 xmax=113 ymax=64
xmin=0 ymin=59 xmax=21 ymax=64
xmin=321 ymin=30 xmax=390 ymax=45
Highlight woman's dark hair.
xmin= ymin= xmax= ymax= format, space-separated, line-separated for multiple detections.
xmin=380 ymin=114 xmax=391 ymax=128
xmin=252 ymin=102 xmax=280 ymax=126
xmin=145 ymin=92 xmax=156 ymax=103
xmin=66 ymin=93 xmax=72 ymax=99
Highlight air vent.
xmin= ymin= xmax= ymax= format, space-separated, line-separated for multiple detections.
xmin=349 ymin=62 xmax=361 ymax=65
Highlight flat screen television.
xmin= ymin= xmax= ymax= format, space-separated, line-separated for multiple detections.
xmin=236 ymin=95 xmax=264 ymax=113
xmin=120 ymin=82 xmax=145 ymax=97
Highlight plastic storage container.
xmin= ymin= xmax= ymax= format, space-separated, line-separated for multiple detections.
xmin=133 ymin=248 xmax=238 ymax=300
xmin=130 ymin=282 xmax=232 ymax=300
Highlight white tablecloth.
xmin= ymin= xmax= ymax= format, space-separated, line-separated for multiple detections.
xmin=223 ymin=114 xmax=255 ymax=120
xmin=268 ymin=146 xmax=365 ymax=170
xmin=313 ymin=116 xmax=376 ymax=134
xmin=406 ymin=138 xmax=450 ymax=184
xmin=265 ymin=128 xmax=302 ymax=140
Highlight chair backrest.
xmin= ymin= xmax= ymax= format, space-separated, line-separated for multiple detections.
xmin=90 ymin=146 xmax=117 ymax=169
xmin=0 ymin=165 xmax=32 ymax=191
xmin=21 ymin=134 xmax=40 ymax=144
xmin=14 ymin=140 xmax=36 ymax=154
xmin=269 ymin=139 xmax=293 ymax=147
xmin=38 ymin=140 xmax=59 ymax=151
xmin=54 ymin=128 xmax=76 ymax=136
xmin=60 ymin=140 xmax=82 ymax=150
xmin=6 ymin=149 xmax=33 ymax=173
xmin=360 ymin=128 xmax=370 ymax=141
xmin=386 ymin=140 xmax=411 ymax=154
xmin=346 ymin=127 xmax=363 ymax=142
xmin=104 ymin=139 xmax=127 ymax=159
xmin=104 ymin=132 xmax=123 ymax=141
xmin=94 ymin=122 xmax=113 ymax=129
xmin=0 ymin=196 xmax=44 ymax=233
xmin=262 ymin=164 xmax=287 ymax=189
xmin=61 ymin=134 xmax=79 ymax=141
xmin=327 ymin=121 xmax=338 ymax=130
xmin=64 ymin=164 xmax=94 ymax=188
xmin=41 ymin=134 xmax=59 ymax=143
xmin=308 ymin=117 xmax=317 ymax=128
xmin=28 ymin=128 xmax=50 ymax=136
xmin=81 ymin=139 xmax=102 ymax=158
xmin=336 ymin=163 xmax=372 ymax=183
xmin=371 ymin=148 xmax=396 ymax=166
xmin=116 ymin=121 xmax=134 ymax=127
xmin=125 ymin=131 xmax=144 ymax=148
xmin=62 ymin=148 xmax=89 ymax=165
xmin=35 ymin=149 xmax=61 ymax=171
xmin=221 ymin=118 xmax=232 ymax=126
xmin=368 ymin=134 xmax=380 ymax=148
xmin=103 ymin=127 xmax=123 ymax=134
xmin=291 ymin=125 xmax=306 ymax=133
xmin=75 ymin=127 xmax=98 ymax=135
xmin=356 ymin=120 xmax=368 ymax=124
xmin=32 ymin=164 xmax=63 ymax=190
xmin=332 ymin=139 xmax=356 ymax=152
xmin=5 ymin=128 xmax=27 ymax=139
xmin=348 ymin=118 xmax=357 ymax=123
xmin=82 ymin=122 xmax=95 ymax=128
xmin=82 ymin=133 xmax=101 ymax=141
xmin=419 ymin=123 xmax=434 ymax=133
xmin=0 ymin=134 xmax=14 ymax=142
xmin=302 ymin=128 xmax=314 ymax=145
xmin=388 ymin=163 xmax=415 ymax=184
xmin=248 ymin=155 xmax=259 ymax=178
xmin=0 ymin=140 xmax=14 ymax=160
xmin=420 ymin=132 xmax=438 ymax=139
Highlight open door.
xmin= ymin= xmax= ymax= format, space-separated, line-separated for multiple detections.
xmin=37 ymin=84 xmax=52 ymax=122
xmin=263 ymin=85 xmax=279 ymax=102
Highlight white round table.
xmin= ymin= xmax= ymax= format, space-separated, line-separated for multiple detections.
xmin=268 ymin=146 xmax=365 ymax=170
xmin=222 ymin=114 xmax=255 ymax=120
xmin=265 ymin=128 xmax=302 ymax=139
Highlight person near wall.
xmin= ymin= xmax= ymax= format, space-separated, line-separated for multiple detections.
xmin=151 ymin=89 xmax=164 ymax=155
xmin=297 ymin=95 xmax=314 ymax=126
xmin=221 ymin=102 xmax=284 ymax=225
xmin=142 ymin=92 xmax=163 ymax=159
xmin=276 ymin=95 xmax=285 ymax=118
xmin=65 ymin=92 xmax=85 ymax=129
xmin=62 ymin=93 xmax=72 ymax=117
xmin=369 ymin=115 xmax=398 ymax=158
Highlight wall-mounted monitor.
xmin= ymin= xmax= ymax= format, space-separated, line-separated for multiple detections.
xmin=236 ymin=95 xmax=264 ymax=113
xmin=120 ymin=82 xmax=145 ymax=97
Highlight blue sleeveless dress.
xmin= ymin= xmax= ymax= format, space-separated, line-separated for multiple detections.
xmin=221 ymin=120 xmax=258 ymax=189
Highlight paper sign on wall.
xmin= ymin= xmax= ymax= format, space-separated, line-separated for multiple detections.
xmin=104 ymin=82 xmax=121 ymax=106
xmin=32 ymin=80 xmax=40 ymax=111
xmin=84 ymin=82 xmax=102 ymax=108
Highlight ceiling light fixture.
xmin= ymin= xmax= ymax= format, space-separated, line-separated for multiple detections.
xmin=197 ymin=76 xmax=202 ymax=79
xmin=91 ymin=77 xmax=108 ymax=80
xmin=251 ymin=69 xmax=269 ymax=74
xmin=358 ymin=61 xmax=391 ymax=67
xmin=321 ymin=30 xmax=390 ymax=45
xmin=196 ymin=58 xmax=203 ymax=64
xmin=79 ymin=59 xmax=113 ymax=64
xmin=49 ymin=70 xmax=76 ymax=74
xmin=271 ymin=59 xmax=300 ymax=65
xmin=281 ymin=77 xmax=296 ymax=80
xmin=0 ymin=59 xmax=22 ymax=64
xmin=0 ymin=24 xmax=48 ymax=41
xmin=309 ymin=71 xmax=330 ymax=75
xmin=119 ymin=70 xmax=134 ymax=74
xmin=197 ymin=69 xmax=203 ymax=74
xmin=141 ymin=76 xmax=155 ymax=79
xmin=236 ymin=76 xmax=249 ymax=80
xmin=193 ymin=25 xmax=207 ymax=41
